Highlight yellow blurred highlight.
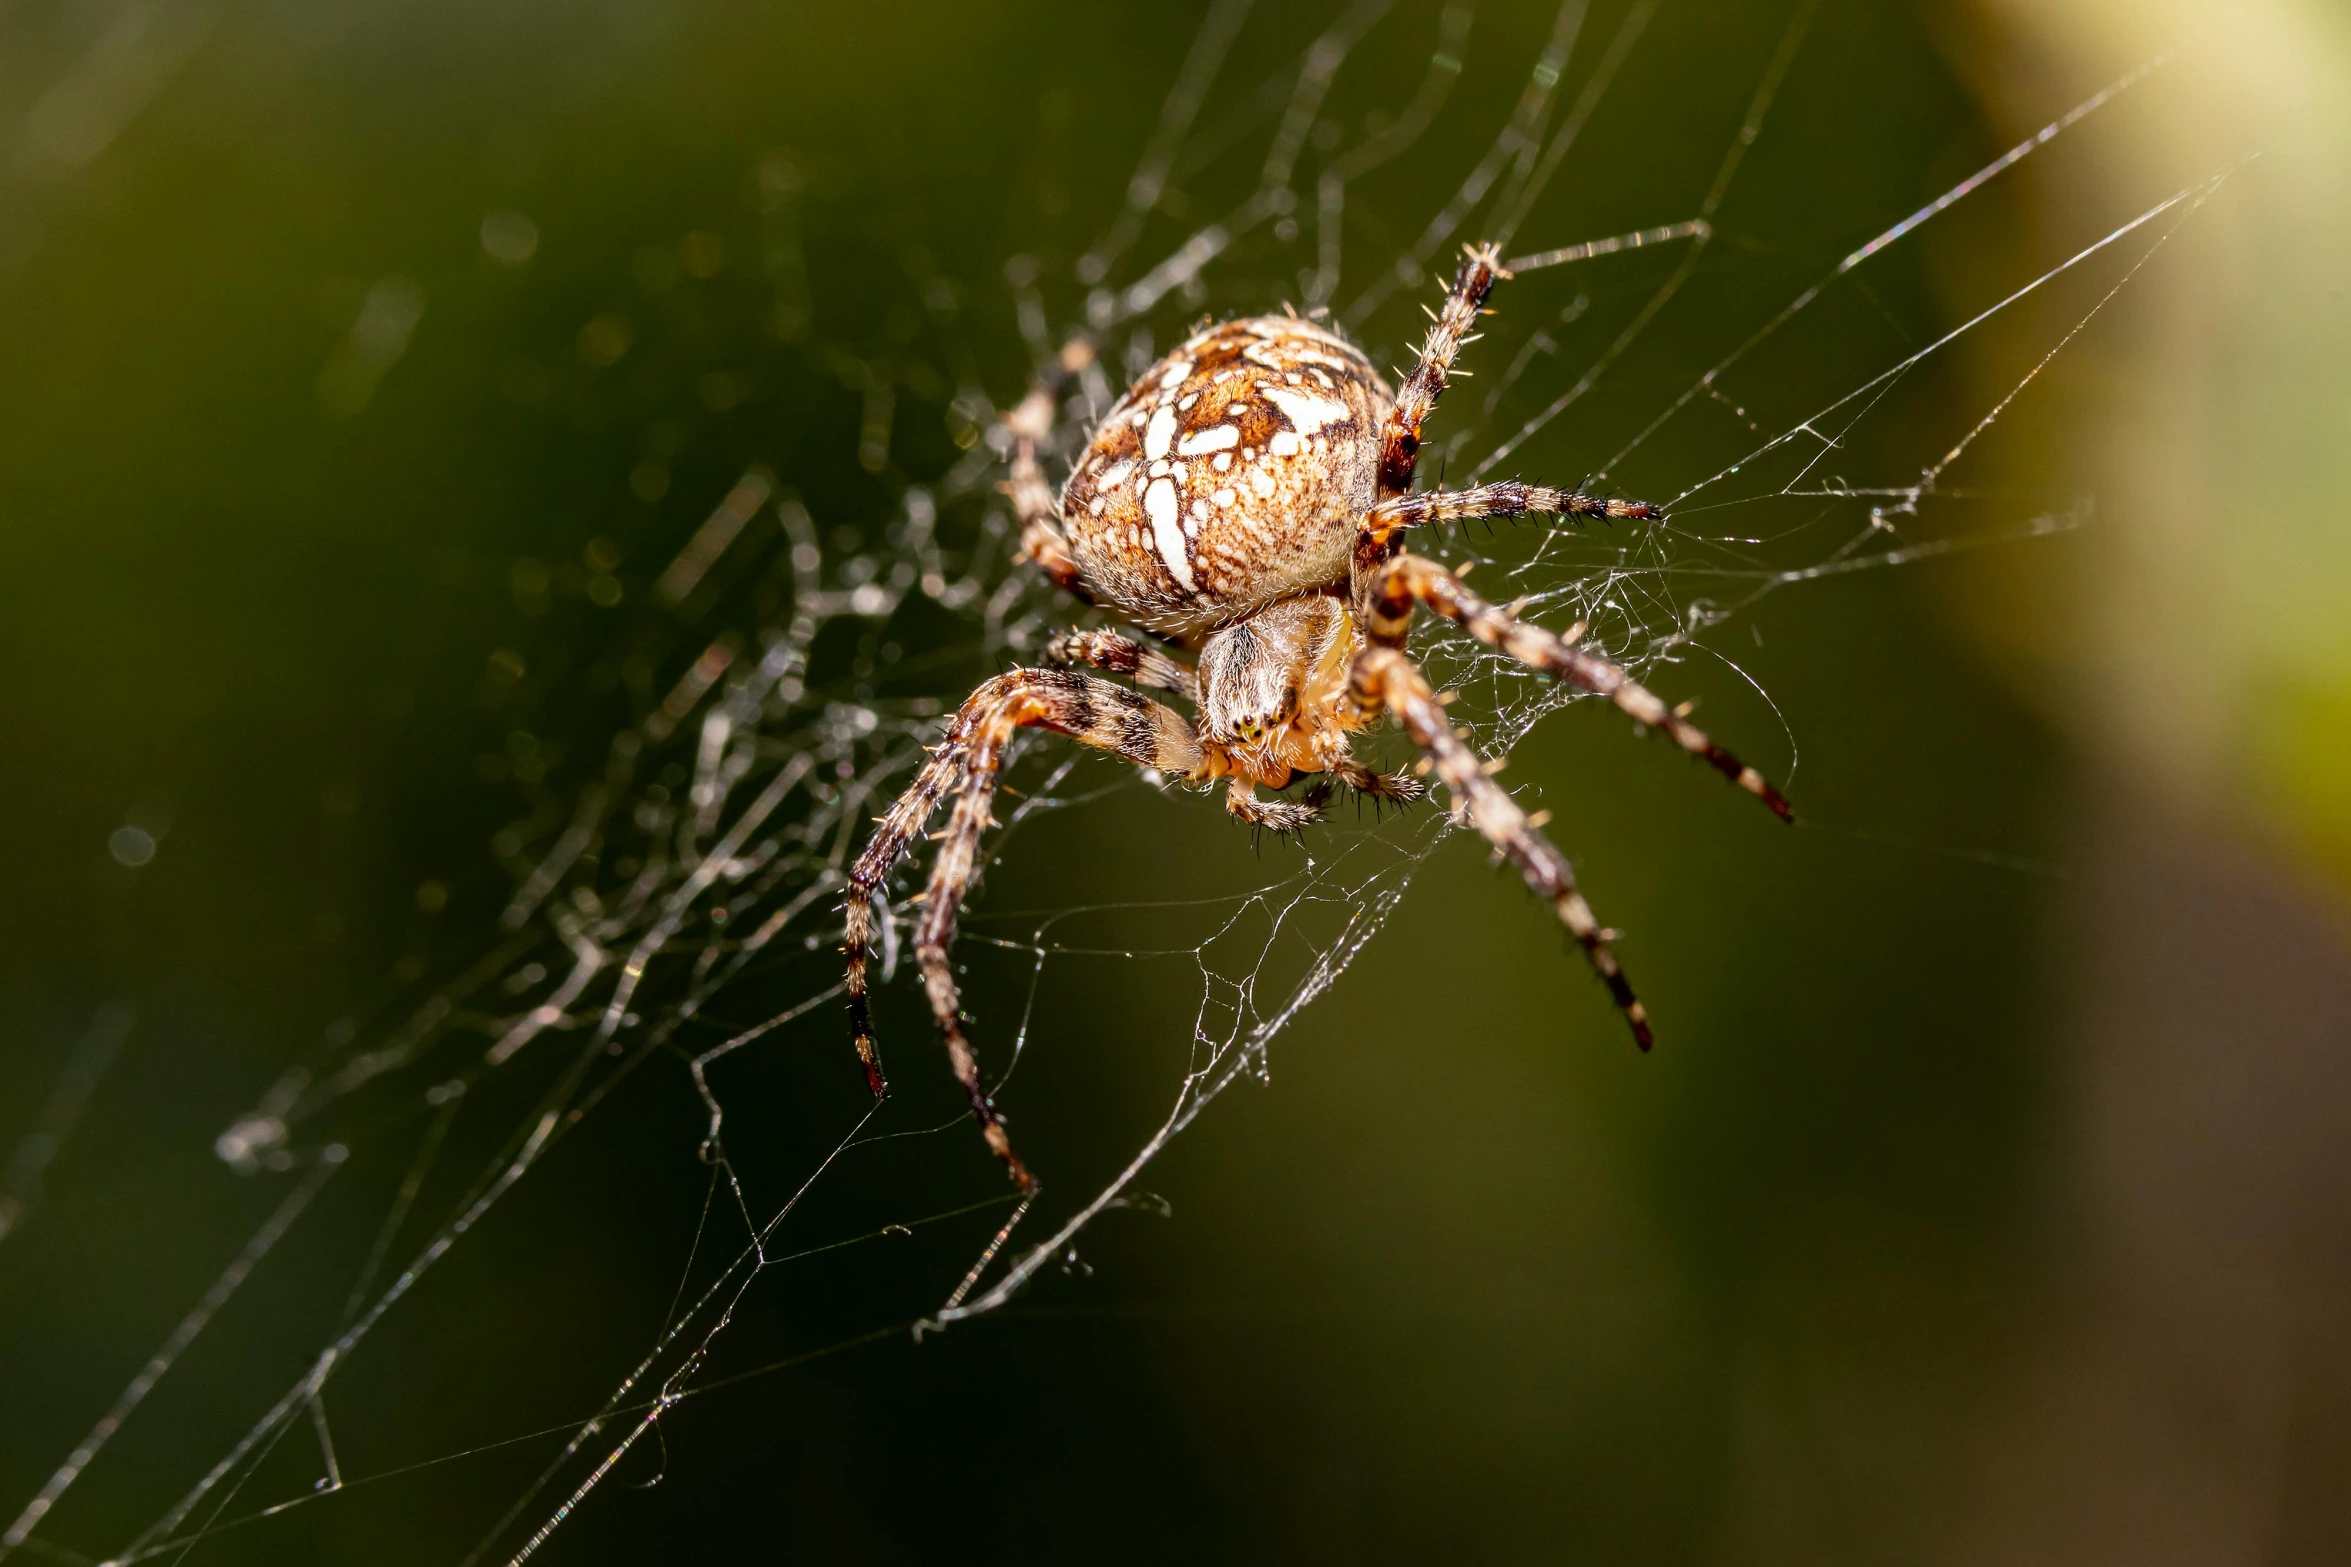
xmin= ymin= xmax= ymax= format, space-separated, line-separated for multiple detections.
xmin=1958 ymin=0 xmax=2351 ymax=885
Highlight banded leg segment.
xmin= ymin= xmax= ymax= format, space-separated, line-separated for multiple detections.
xmin=858 ymin=668 xmax=1204 ymax=1191
xmin=1365 ymin=481 xmax=1661 ymax=549
xmin=1349 ymin=646 xmax=1652 ymax=1048
xmin=845 ymin=737 xmax=973 ymax=1098
xmin=1045 ymin=626 xmax=1199 ymax=704
xmin=1377 ymin=244 xmax=1504 ymax=499
xmin=1366 ymin=553 xmax=1794 ymax=822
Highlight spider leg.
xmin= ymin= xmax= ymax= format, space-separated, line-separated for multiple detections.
xmin=1376 ymin=244 xmax=1505 ymax=500
xmin=845 ymin=739 xmax=971 ymax=1098
xmin=1364 ymin=552 xmax=1793 ymax=821
xmin=848 ymin=668 xmax=1204 ymax=1192
xmin=1365 ymin=481 xmax=1661 ymax=548
xmin=1224 ymin=778 xmax=1319 ymax=833
xmin=1044 ymin=626 xmax=1199 ymax=703
xmin=1325 ymin=758 xmax=1425 ymax=804
xmin=1222 ymin=760 xmax=1424 ymax=832
xmin=1002 ymin=358 xmax=1096 ymax=608
xmin=1349 ymin=644 xmax=1652 ymax=1049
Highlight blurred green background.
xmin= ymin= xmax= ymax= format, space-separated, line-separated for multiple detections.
xmin=2 ymin=0 xmax=2347 ymax=1561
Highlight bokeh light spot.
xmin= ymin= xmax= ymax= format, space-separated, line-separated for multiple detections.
xmin=480 ymin=209 xmax=539 ymax=266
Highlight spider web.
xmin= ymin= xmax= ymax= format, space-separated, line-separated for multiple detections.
xmin=0 ymin=3 xmax=2229 ymax=1559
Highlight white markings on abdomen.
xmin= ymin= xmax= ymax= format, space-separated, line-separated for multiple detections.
xmin=1176 ymin=423 xmax=1240 ymax=456
xmin=1260 ymin=385 xmax=1352 ymax=435
xmin=1144 ymin=477 xmax=1196 ymax=592
xmin=1144 ymin=405 xmax=1177 ymax=460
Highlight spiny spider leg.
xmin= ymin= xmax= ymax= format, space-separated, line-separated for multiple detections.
xmin=1376 ymin=243 xmax=1504 ymax=500
xmin=1365 ymin=480 xmax=1662 ymax=546
xmin=1364 ymin=553 xmax=1795 ymax=822
xmin=1044 ymin=626 xmax=1199 ymax=703
xmin=1224 ymin=778 xmax=1319 ymax=833
xmin=1348 ymin=645 xmax=1652 ymax=1049
xmin=850 ymin=668 xmax=1203 ymax=1192
xmin=845 ymin=738 xmax=972 ymax=1098
xmin=1325 ymin=758 xmax=1424 ymax=803
xmin=1227 ymin=763 xmax=1423 ymax=836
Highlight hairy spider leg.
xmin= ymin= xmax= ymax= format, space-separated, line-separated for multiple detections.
xmin=851 ymin=668 xmax=1204 ymax=1192
xmin=1348 ymin=645 xmax=1652 ymax=1049
xmin=1364 ymin=480 xmax=1662 ymax=545
xmin=1227 ymin=760 xmax=1425 ymax=836
xmin=1224 ymin=777 xmax=1320 ymax=833
xmin=845 ymin=738 xmax=971 ymax=1099
xmin=1044 ymin=626 xmax=1199 ymax=703
xmin=1323 ymin=757 xmax=1424 ymax=803
xmin=1364 ymin=553 xmax=1794 ymax=822
xmin=1376 ymin=243 xmax=1504 ymax=501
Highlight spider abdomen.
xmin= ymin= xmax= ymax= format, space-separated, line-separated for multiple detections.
xmin=1060 ymin=314 xmax=1391 ymax=639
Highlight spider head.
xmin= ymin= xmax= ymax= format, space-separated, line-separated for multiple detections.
xmin=1197 ymin=594 xmax=1355 ymax=768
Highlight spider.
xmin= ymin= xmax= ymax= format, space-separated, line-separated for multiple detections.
xmin=845 ymin=245 xmax=1791 ymax=1193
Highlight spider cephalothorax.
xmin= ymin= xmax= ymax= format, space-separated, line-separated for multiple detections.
xmin=846 ymin=246 xmax=1792 ymax=1193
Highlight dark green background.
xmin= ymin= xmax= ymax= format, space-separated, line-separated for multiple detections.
xmin=8 ymin=1 xmax=2332 ymax=1562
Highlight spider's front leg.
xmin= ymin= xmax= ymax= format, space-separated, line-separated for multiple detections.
xmin=1366 ymin=480 xmax=1663 ymax=538
xmin=1361 ymin=550 xmax=1793 ymax=821
xmin=1347 ymin=645 xmax=1653 ymax=1048
xmin=1377 ymin=244 xmax=1505 ymax=500
xmin=845 ymin=668 xmax=1205 ymax=1191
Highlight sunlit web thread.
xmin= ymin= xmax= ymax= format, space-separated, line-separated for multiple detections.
xmin=8 ymin=368 xmax=1009 ymax=1567
xmin=1084 ymin=0 xmax=1400 ymax=331
xmin=1581 ymin=41 xmax=2188 ymax=494
xmin=1462 ymin=0 xmax=1819 ymax=484
xmin=1666 ymin=168 xmax=2235 ymax=517
xmin=0 ymin=999 xmax=134 ymax=1248
xmin=1631 ymin=159 xmax=2241 ymax=647
xmin=0 ymin=1146 xmax=344 ymax=1558
xmin=1337 ymin=0 xmax=1583 ymax=329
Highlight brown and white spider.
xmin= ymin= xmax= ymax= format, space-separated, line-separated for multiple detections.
xmin=845 ymin=245 xmax=1791 ymax=1193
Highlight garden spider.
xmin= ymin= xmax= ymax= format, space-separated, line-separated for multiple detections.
xmin=846 ymin=245 xmax=1791 ymax=1193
